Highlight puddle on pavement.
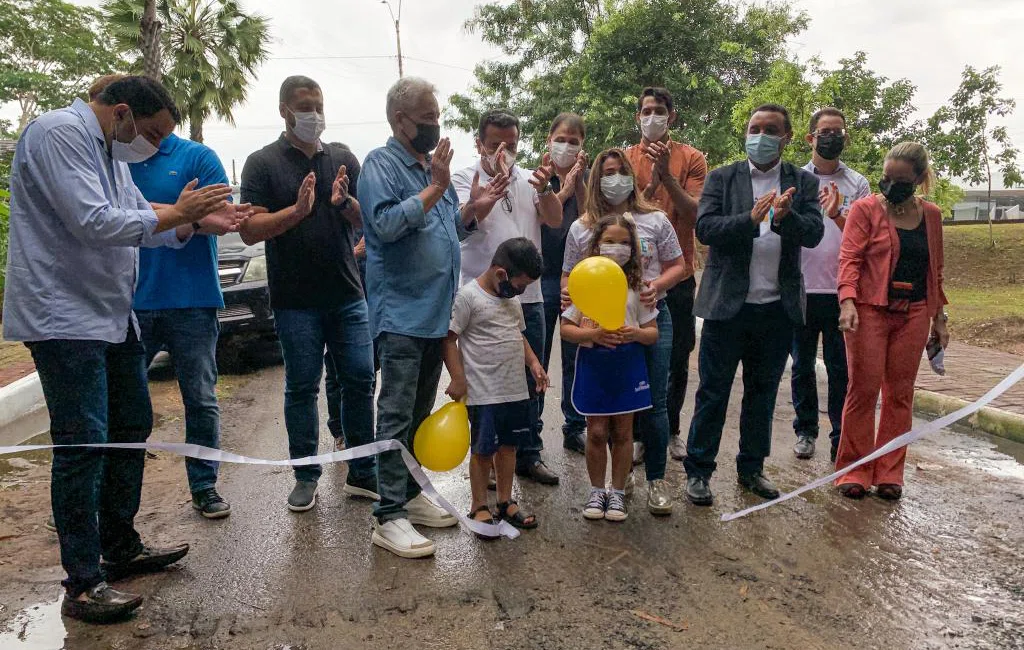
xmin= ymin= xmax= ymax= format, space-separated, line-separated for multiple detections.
xmin=0 ymin=595 xmax=67 ymax=649
xmin=0 ymin=431 xmax=53 ymax=484
xmin=928 ymin=428 xmax=1024 ymax=481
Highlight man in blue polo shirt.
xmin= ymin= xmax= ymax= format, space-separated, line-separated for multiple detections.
xmin=130 ymin=132 xmax=240 ymax=519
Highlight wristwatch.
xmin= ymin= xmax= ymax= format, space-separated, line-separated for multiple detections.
xmin=537 ymin=186 xmax=553 ymax=197
xmin=939 ymin=310 xmax=949 ymax=323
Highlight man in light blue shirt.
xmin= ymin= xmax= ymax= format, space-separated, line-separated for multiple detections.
xmin=359 ymin=76 xmax=504 ymax=559
xmin=3 ymin=76 xmax=233 ymax=623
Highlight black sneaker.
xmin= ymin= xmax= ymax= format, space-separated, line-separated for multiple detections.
xmin=61 ymin=582 xmax=143 ymax=623
xmin=686 ymin=475 xmax=713 ymax=506
xmin=287 ymin=480 xmax=318 ymax=512
xmin=563 ymin=432 xmax=586 ymax=454
xmin=192 ymin=488 xmax=231 ymax=519
xmin=101 ymin=544 xmax=190 ymax=582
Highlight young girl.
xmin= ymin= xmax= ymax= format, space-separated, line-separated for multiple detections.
xmin=560 ymin=215 xmax=659 ymax=522
xmin=561 ymin=149 xmax=685 ymax=515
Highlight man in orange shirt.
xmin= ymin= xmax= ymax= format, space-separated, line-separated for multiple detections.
xmin=625 ymin=87 xmax=707 ymax=461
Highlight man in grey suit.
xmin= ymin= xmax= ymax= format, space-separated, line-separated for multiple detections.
xmin=683 ymin=103 xmax=824 ymax=506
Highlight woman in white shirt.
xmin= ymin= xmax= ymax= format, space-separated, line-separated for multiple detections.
xmin=561 ymin=148 xmax=687 ymax=515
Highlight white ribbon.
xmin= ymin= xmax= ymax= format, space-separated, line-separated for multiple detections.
xmin=0 ymin=438 xmax=520 ymax=540
xmin=722 ymin=363 xmax=1024 ymax=522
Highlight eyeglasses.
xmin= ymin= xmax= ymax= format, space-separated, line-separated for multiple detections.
xmin=501 ymin=194 xmax=513 ymax=213
xmin=813 ymin=128 xmax=846 ymax=137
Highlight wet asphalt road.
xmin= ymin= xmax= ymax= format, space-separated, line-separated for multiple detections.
xmin=2 ymin=341 xmax=1024 ymax=650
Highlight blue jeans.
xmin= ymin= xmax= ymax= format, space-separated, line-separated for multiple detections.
xmin=373 ymin=333 xmax=444 ymax=523
xmin=637 ymin=301 xmax=673 ymax=481
xmin=791 ymin=293 xmax=847 ymax=453
xmin=274 ymin=299 xmax=376 ymax=483
xmin=517 ymin=301 xmax=546 ymax=471
xmin=326 ymin=342 xmax=379 ymax=440
xmin=540 ymin=276 xmax=585 ymax=437
xmin=136 ymin=308 xmax=220 ymax=493
xmin=28 ymin=328 xmax=151 ymax=597
xmin=685 ymin=302 xmax=792 ymax=478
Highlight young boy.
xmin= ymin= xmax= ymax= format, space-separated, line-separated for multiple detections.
xmin=444 ymin=238 xmax=548 ymax=536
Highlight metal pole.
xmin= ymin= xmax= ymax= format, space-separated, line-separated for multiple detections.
xmin=382 ymin=0 xmax=403 ymax=78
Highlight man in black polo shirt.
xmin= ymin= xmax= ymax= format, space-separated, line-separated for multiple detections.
xmin=240 ymin=76 xmax=377 ymax=512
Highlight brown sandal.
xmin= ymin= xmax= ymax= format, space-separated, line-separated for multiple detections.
xmin=838 ymin=483 xmax=867 ymax=499
xmin=876 ymin=484 xmax=903 ymax=501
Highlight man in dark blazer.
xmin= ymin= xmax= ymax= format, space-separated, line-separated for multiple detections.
xmin=684 ymin=104 xmax=824 ymax=506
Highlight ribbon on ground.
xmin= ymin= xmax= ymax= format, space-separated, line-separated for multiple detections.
xmin=722 ymin=363 xmax=1024 ymax=522
xmin=0 ymin=438 xmax=520 ymax=541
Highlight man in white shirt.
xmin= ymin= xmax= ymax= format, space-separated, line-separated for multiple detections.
xmin=452 ymin=110 xmax=562 ymax=485
xmin=684 ymin=104 xmax=824 ymax=506
xmin=792 ymin=108 xmax=871 ymax=462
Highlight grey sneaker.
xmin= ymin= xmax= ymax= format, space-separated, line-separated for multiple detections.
xmin=606 ymin=491 xmax=628 ymax=522
xmin=646 ymin=479 xmax=673 ymax=515
xmin=668 ymin=435 xmax=687 ymax=461
xmin=794 ymin=435 xmax=815 ymax=459
xmin=287 ymin=480 xmax=318 ymax=512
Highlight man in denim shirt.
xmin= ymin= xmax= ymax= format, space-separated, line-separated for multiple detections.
xmin=3 ymin=76 xmax=233 ymax=623
xmin=360 ymin=77 xmax=505 ymax=558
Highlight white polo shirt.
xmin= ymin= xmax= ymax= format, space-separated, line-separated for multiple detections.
xmin=452 ymin=161 xmax=544 ymax=304
xmin=746 ymin=160 xmax=782 ymax=305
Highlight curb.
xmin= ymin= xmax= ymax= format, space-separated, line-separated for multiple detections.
xmin=913 ymin=389 xmax=1024 ymax=445
xmin=0 ymin=371 xmax=45 ymax=431
xmin=695 ymin=317 xmax=1024 ymax=445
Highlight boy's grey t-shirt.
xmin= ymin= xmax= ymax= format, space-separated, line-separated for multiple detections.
xmin=449 ymin=281 xmax=528 ymax=406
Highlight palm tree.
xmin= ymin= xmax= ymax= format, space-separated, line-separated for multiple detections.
xmin=104 ymin=0 xmax=271 ymax=142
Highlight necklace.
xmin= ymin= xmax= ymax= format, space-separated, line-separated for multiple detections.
xmin=883 ymin=196 xmax=915 ymax=216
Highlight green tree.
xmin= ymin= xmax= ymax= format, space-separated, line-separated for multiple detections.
xmin=926 ymin=65 xmax=1022 ymax=246
xmin=0 ymin=0 xmax=127 ymax=132
xmin=103 ymin=0 xmax=271 ymax=143
xmin=449 ymin=0 xmax=807 ymax=167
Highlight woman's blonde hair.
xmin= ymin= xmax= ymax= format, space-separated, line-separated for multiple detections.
xmin=581 ymin=148 xmax=659 ymax=226
xmin=886 ymin=141 xmax=936 ymax=196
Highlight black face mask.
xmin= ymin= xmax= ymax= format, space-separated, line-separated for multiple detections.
xmin=496 ymin=270 xmax=524 ymax=299
xmin=405 ymin=117 xmax=441 ymax=154
xmin=815 ymin=133 xmax=845 ymax=161
xmin=879 ymin=177 xmax=916 ymax=205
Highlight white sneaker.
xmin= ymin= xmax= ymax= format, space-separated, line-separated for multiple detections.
xmin=632 ymin=441 xmax=645 ymax=465
xmin=406 ymin=493 xmax=458 ymax=528
xmin=372 ymin=518 xmax=435 ymax=559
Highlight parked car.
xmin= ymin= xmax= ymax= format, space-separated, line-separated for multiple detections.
xmin=217 ymin=229 xmax=276 ymax=340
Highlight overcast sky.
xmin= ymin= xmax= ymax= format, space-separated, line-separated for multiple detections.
xmin=43 ymin=0 xmax=1024 ymax=186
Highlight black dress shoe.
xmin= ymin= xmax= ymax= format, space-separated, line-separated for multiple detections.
xmin=61 ymin=582 xmax=143 ymax=623
xmin=738 ymin=473 xmax=780 ymax=500
xmin=685 ymin=476 xmax=713 ymax=506
xmin=793 ymin=435 xmax=815 ymax=459
xmin=563 ymin=432 xmax=586 ymax=454
xmin=516 ymin=461 xmax=560 ymax=485
xmin=102 ymin=544 xmax=190 ymax=582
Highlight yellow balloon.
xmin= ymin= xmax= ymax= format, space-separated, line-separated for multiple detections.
xmin=567 ymin=256 xmax=628 ymax=330
xmin=413 ymin=401 xmax=470 ymax=472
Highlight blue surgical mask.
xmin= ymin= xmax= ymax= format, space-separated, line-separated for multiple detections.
xmin=745 ymin=133 xmax=782 ymax=166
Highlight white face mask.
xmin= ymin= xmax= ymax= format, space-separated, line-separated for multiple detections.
xmin=485 ymin=149 xmax=516 ymax=174
xmin=640 ymin=114 xmax=669 ymax=141
xmin=599 ymin=243 xmax=632 ymax=266
xmin=600 ymin=174 xmax=634 ymax=205
xmin=550 ymin=141 xmax=581 ymax=169
xmin=289 ymin=108 xmax=326 ymax=144
xmin=111 ymin=110 xmax=158 ymax=164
